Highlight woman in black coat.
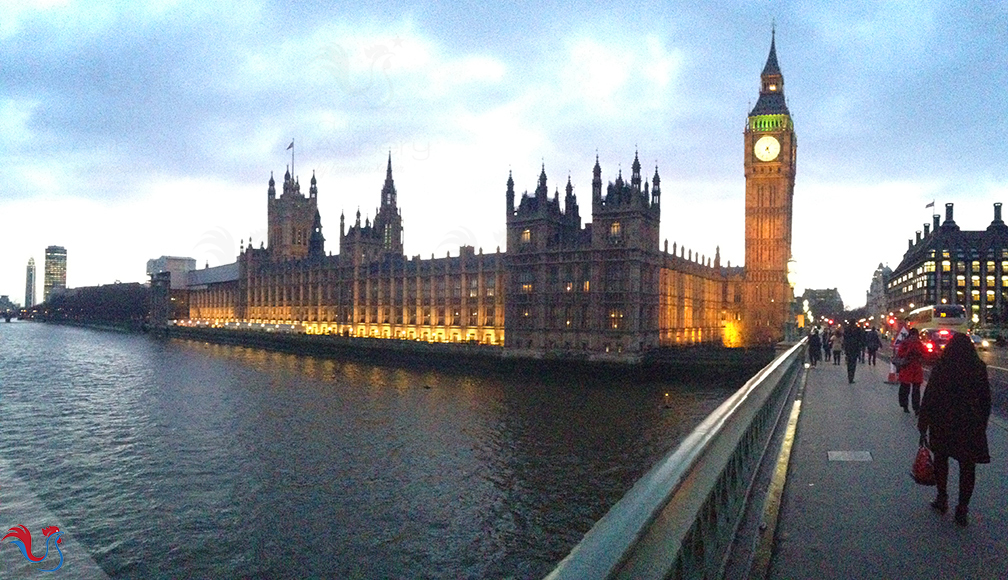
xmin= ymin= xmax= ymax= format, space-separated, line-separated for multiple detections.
xmin=918 ymin=332 xmax=992 ymax=526
xmin=808 ymin=328 xmax=822 ymax=366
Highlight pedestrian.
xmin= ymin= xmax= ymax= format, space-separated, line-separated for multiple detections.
xmin=809 ymin=328 xmax=822 ymax=366
xmin=865 ymin=326 xmax=882 ymax=365
xmin=860 ymin=326 xmax=868 ymax=363
xmin=823 ymin=326 xmax=831 ymax=361
xmin=896 ymin=327 xmax=926 ymax=413
xmin=918 ymin=332 xmax=991 ymax=526
xmin=831 ymin=327 xmax=843 ymax=365
xmin=842 ymin=321 xmax=864 ymax=383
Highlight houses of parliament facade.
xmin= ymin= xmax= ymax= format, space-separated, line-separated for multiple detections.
xmin=186 ymin=34 xmax=796 ymax=356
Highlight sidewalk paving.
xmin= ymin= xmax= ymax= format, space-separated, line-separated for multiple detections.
xmin=768 ymin=354 xmax=1008 ymax=579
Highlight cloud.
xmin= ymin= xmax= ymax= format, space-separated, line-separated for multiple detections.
xmin=2 ymin=0 xmax=1008 ymax=310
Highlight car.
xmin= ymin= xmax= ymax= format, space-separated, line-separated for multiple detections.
xmin=919 ymin=328 xmax=955 ymax=363
xmin=970 ymin=333 xmax=990 ymax=350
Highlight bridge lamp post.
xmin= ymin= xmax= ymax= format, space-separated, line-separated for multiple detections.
xmin=786 ymin=257 xmax=798 ymax=341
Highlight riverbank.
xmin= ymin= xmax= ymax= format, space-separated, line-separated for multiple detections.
xmin=162 ymin=324 xmax=775 ymax=381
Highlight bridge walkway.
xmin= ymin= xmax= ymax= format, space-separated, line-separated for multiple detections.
xmin=765 ymin=352 xmax=1008 ymax=579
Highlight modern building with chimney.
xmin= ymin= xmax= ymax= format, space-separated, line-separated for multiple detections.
xmin=885 ymin=202 xmax=1008 ymax=326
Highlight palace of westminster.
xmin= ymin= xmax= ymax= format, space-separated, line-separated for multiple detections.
xmin=182 ymin=34 xmax=797 ymax=356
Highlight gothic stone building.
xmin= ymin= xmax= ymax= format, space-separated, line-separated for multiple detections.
xmin=743 ymin=32 xmax=797 ymax=345
xmin=186 ymin=34 xmax=793 ymax=354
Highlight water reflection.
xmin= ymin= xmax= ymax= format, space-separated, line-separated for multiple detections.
xmin=0 ymin=322 xmax=754 ymax=578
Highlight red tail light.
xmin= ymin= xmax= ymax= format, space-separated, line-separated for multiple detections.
xmin=925 ymin=342 xmax=935 ymax=352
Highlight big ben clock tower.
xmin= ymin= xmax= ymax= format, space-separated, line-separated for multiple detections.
xmin=743 ymin=31 xmax=796 ymax=345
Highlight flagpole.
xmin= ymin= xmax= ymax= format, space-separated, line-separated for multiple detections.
xmin=291 ymin=138 xmax=294 ymax=180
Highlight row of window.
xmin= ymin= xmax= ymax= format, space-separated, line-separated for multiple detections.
xmin=519 ymin=222 xmax=624 ymax=246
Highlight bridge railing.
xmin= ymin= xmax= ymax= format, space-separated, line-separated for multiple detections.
xmin=546 ymin=339 xmax=807 ymax=580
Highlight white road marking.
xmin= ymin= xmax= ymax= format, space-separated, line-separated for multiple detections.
xmin=827 ymin=450 xmax=872 ymax=462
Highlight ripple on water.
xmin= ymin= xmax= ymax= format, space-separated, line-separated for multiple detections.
xmin=0 ymin=322 xmax=749 ymax=578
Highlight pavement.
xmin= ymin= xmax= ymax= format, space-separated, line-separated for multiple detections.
xmin=767 ymin=352 xmax=1008 ymax=580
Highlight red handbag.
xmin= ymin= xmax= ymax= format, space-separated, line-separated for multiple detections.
xmin=911 ymin=445 xmax=936 ymax=486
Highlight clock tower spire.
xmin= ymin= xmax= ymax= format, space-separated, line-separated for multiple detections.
xmin=743 ymin=31 xmax=797 ymax=345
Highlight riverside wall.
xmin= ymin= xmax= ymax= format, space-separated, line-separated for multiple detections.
xmin=162 ymin=325 xmax=775 ymax=382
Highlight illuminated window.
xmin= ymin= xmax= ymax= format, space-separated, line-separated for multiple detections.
xmin=610 ymin=221 xmax=622 ymax=238
xmin=957 ymin=275 xmax=965 ymax=287
xmin=609 ymin=309 xmax=623 ymax=329
xmin=519 ymin=270 xmax=534 ymax=293
xmin=942 ymin=260 xmax=951 ymax=272
xmin=521 ymin=229 xmax=531 ymax=244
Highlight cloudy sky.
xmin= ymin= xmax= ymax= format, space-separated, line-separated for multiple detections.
xmin=2 ymin=1 xmax=1007 ymax=309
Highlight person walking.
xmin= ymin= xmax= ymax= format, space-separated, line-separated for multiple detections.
xmin=859 ymin=326 xmax=868 ymax=363
xmin=824 ymin=325 xmax=833 ymax=361
xmin=831 ymin=327 xmax=843 ymax=365
xmin=809 ymin=328 xmax=822 ymax=366
xmin=842 ymin=321 xmax=864 ymax=383
xmin=865 ymin=327 xmax=882 ymax=365
xmin=918 ymin=332 xmax=991 ymax=526
xmin=896 ymin=328 xmax=926 ymax=413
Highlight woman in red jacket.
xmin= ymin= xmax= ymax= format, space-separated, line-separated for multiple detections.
xmin=896 ymin=328 xmax=927 ymax=413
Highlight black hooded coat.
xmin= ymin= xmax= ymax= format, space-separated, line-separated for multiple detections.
xmin=918 ymin=333 xmax=992 ymax=464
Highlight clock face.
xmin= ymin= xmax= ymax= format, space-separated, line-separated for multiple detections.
xmin=754 ymin=135 xmax=781 ymax=162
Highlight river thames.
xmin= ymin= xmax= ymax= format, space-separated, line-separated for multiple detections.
xmin=0 ymin=322 xmax=762 ymax=578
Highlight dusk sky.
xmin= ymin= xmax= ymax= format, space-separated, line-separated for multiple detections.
xmin=2 ymin=1 xmax=1007 ymax=309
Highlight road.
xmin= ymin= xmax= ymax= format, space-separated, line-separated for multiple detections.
xmin=979 ymin=346 xmax=1008 ymax=421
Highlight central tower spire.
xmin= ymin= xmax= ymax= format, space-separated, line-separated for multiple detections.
xmin=381 ymin=152 xmax=397 ymax=209
xmin=750 ymin=31 xmax=789 ymax=116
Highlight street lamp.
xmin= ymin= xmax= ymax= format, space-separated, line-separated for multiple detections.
xmin=786 ymin=257 xmax=799 ymax=341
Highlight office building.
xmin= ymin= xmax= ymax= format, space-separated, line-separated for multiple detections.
xmin=44 ymin=245 xmax=67 ymax=302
